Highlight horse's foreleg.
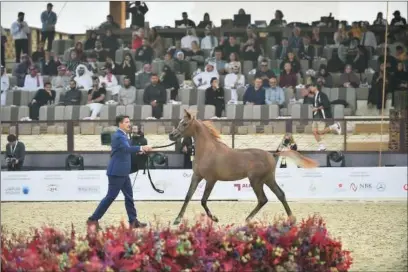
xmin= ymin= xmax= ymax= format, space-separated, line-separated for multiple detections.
xmin=173 ymin=174 xmax=203 ymax=225
xmin=201 ymin=179 xmax=218 ymax=222
xmin=245 ymin=178 xmax=268 ymax=222
xmin=265 ymin=177 xmax=293 ymax=218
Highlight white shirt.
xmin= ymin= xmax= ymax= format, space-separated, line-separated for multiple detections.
xmin=360 ymin=31 xmax=377 ymax=48
xmin=200 ymin=36 xmax=219 ymax=50
xmin=193 ymin=69 xmax=219 ymax=91
xmin=181 ymin=35 xmax=199 ymax=50
xmin=1 ymin=73 xmax=10 ymax=106
xmin=99 ymin=74 xmax=121 ymax=95
xmin=10 ymin=21 xmax=30 ymax=40
xmin=224 ymin=73 xmax=245 ymax=90
xmin=23 ymin=74 xmax=44 ymax=91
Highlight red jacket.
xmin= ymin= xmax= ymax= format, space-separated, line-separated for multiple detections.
xmin=132 ymin=37 xmax=142 ymax=50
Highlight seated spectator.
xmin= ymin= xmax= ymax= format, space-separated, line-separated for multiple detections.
xmin=102 ymin=29 xmax=119 ymax=60
xmin=73 ymin=41 xmax=86 ymax=62
xmin=135 ymin=39 xmax=154 ymax=63
xmin=1 ymin=65 xmax=10 ymax=106
xmin=241 ymin=38 xmax=261 ymax=62
xmin=298 ymin=36 xmax=314 ymax=67
xmin=224 ymin=52 xmax=240 ymax=73
xmin=136 ymin=63 xmax=152 ymax=89
xmin=279 ymin=62 xmax=297 ymax=102
xmin=368 ymin=62 xmax=394 ymax=110
xmin=105 ymin=56 xmax=119 ymax=74
xmin=161 ymin=65 xmax=179 ymax=101
xmin=360 ymin=23 xmax=377 ymax=53
xmin=265 ymin=77 xmax=285 ymax=107
xmin=395 ymin=62 xmax=408 ymax=90
xmin=149 ymin=27 xmax=164 ymax=58
xmin=315 ymin=64 xmax=333 ymax=88
xmin=373 ymin=12 xmax=387 ymax=26
xmin=87 ymin=76 xmax=106 ymax=119
xmin=99 ymin=15 xmax=120 ymax=30
xmin=213 ymin=48 xmax=226 ymax=74
xmin=132 ymin=28 xmax=144 ymax=51
xmin=74 ymin=64 xmax=93 ymax=90
xmin=15 ymin=55 xmax=32 ymax=87
xmin=32 ymin=42 xmax=45 ymax=63
xmin=334 ymin=24 xmax=348 ymax=46
xmin=185 ymin=41 xmax=204 ymax=66
xmin=168 ymin=40 xmax=184 ymax=59
xmin=23 ymin=66 xmax=44 ymax=92
xmin=395 ymin=46 xmax=408 ymax=68
xmin=327 ymin=49 xmax=345 ymax=73
xmin=224 ymin=62 xmax=245 ymax=103
xmin=197 ymin=12 xmax=214 ymax=29
xmin=280 ymin=51 xmax=301 ymax=74
xmin=93 ymin=40 xmax=109 ymax=63
xmin=269 ymin=10 xmax=287 ymax=26
xmin=311 ymin=27 xmax=323 ymax=46
xmin=118 ymin=76 xmax=136 ymax=106
xmin=243 ymin=26 xmax=260 ymax=48
xmin=51 ymin=65 xmax=70 ymax=90
xmin=119 ymin=53 xmax=136 ymax=85
xmin=276 ymin=38 xmax=292 ymax=60
xmin=350 ymin=22 xmax=362 ymax=39
xmin=41 ymin=51 xmax=60 ymax=76
xmin=59 ymin=80 xmax=81 ymax=106
xmin=288 ymin=27 xmax=302 ymax=49
xmin=390 ymin=10 xmax=407 ymax=26
xmin=29 ymin=82 xmax=55 ymax=120
xmin=84 ymin=31 xmax=97 ymax=51
xmin=378 ymin=47 xmax=398 ymax=74
xmin=143 ymin=73 xmax=166 ymax=119
xmin=339 ymin=64 xmax=360 ymax=88
xmin=223 ymin=36 xmax=240 ymax=61
xmin=163 ymin=52 xmax=176 ymax=71
xmin=200 ymin=26 xmax=218 ymax=50
xmin=255 ymin=59 xmax=275 ymax=88
xmin=181 ymin=28 xmax=199 ymax=51
xmin=173 ymin=52 xmax=189 ymax=76
xmin=99 ymin=66 xmax=121 ymax=97
xmin=205 ymin=77 xmax=225 ymax=117
xmin=243 ymin=78 xmax=265 ymax=105
xmin=66 ymin=50 xmax=81 ymax=75
xmin=193 ymin=62 xmax=219 ymax=91
xmin=353 ymin=46 xmax=369 ymax=73
xmin=176 ymin=12 xmax=196 ymax=28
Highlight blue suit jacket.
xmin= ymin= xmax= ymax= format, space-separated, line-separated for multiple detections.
xmin=106 ymin=129 xmax=141 ymax=177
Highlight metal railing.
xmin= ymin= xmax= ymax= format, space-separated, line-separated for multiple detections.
xmin=0 ymin=117 xmax=406 ymax=153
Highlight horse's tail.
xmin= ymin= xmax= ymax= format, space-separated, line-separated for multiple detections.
xmin=276 ymin=150 xmax=319 ymax=168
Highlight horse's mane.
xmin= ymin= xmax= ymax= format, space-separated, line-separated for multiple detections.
xmin=201 ymin=121 xmax=221 ymax=139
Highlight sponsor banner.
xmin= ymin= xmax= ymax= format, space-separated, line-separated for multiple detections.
xmin=1 ymin=168 xmax=407 ymax=202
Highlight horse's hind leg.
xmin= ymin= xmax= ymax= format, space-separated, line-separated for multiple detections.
xmin=173 ymin=173 xmax=203 ymax=225
xmin=201 ymin=179 xmax=218 ymax=222
xmin=264 ymin=177 xmax=293 ymax=217
xmin=245 ymin=177 xmax=268 ymax=222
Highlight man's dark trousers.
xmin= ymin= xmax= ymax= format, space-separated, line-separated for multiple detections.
xmin=41 ymin=31 xmax=55 ymax=51
xmin=89 ymin=175 xmax=137 ymax=223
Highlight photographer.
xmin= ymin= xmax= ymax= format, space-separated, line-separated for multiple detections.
xmin=181 ymin=136 xmax=194 ymax=169
xmin=130 ymin=126 xmax=148 ymax=173
xmin=276 ymin=133 xmax=298 ymax=168
xmin=4 ymin=134 xmax=25 ymax=171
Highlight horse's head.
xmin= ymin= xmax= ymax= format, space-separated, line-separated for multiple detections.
xmin=169 ymin=109 xmax=197 ymax=141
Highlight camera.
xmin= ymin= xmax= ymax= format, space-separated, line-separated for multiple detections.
xmin=100 ymin=126 xmax=117 ymax=146
xmin=6 ymin=157 xmax=17 ymax=165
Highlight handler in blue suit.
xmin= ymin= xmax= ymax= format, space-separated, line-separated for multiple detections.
xmin=87 ymin=115 xmax=152 ymax=228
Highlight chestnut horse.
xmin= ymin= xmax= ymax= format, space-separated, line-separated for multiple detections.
xmin=169 ymin=109 xmax=318 ymax=225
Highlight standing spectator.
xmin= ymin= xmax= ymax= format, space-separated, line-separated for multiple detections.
xmin=58 ymin=80 xmax=81 ymax=106
xmin=350 ymin=22 xmax=362 ymax=39
xmin=119 ymin=53 xmax=136 ymax=86
xmin=368 ymin=62 xmax=394 ymax=110
xmin=334 ymin=24 xmax=348 ymax=46
xmin=29 ymin=82 xmax=56 ymax=120
xmin=32 ymin=42 xmax=45 ymax=63
xmin=269 ymin=10 xmax=286 ymax=26
xmin=4 ymin=134 xmax=26 ymax=171
xmin=224 ymin=62 xmax=245 ymax=103
xmin=180 ymin=136 xmax=194 ymax=169
xmin=127 ymin=1 xmax=149 ymax=29
xmin=276 ymin=38 xmax=292 ymax=60
xmin=118 ymin=76 xmax=136 ymax=106
xmin=181 ymin=28 xmax=199 ymax=51
xmin=339 ymin=64 xmax=360 ymax=88
xmin=390 ymin=10 xmax=407 ymax=26
xmin=51 ymin=65 xmax=70 ymax=90
xmin=161 ymin=65 xmax=179 ymax=101
xmin=176 ymin=12 xmax=196 ymax=28
xmin=205 ymin=77 xmax=225 ymax=117
xmin=99 ymin=15 xmax=120 ymax=30
xmin=40 ymin=3 xmax=57 ymax=51
xmin=132 ymin=29 xmax=144 ymax=51
xmin=243 ymin=78 xmax=265 ymax=105
xmin=309 ymin=83 xmax=341 ymax=151
xmin=23 ymin=66 xmax=44 ymax=92
xmin=11 ymin=12 xmax=30 ymax=63
xmin=255 ymin=59 xmax=275 ymax=88
xmin=289 ymin=27 xmax=302 ymax=49
xmin=1 ymin=65 xmax=10 ymax=106
xmin=373 ymin=12 xmax=387 ymax=25
xmin=102 ymin=29 xmax=119 ymax=60
xmin=149 ymin=27 xmax=164 ymax=58
xmin=200 ymin=26 xmax=218 ymax=50
xmin=1 ymin=26 xmax=7 ymax=67
xmin=143 ymin=74 xmax=166 ymax=119
xmin=360 ymin=23 xmax=377 ymax=54
xmin=136 ymin=63 xmax=152 ymax=89
xmin=84 ymin=31 xmax=97 ymax=51
xmin=395 ymin=62 xmax=408 ymax=90
xmin=135 ymin=39 xmax=154 ymax=63
xmin=265 ymin=77 xmax=285 ymax=107
xmin=311 ymin=27 xmax=323 ymax=46
xmin=87 ymin=76 xmax=106 ymax=119
xmin=197 ymin=13 xmax=214 ymax=29
xmin=279 ymin=62 xmax=297 ymax=103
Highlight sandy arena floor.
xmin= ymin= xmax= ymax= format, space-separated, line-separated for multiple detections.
xmin=1 ymin=201 xmax=407 ymax=271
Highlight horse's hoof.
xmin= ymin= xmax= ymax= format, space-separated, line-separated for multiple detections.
xmin=173 ymin=218 xmax=181 ymax=225
xmin=288 ymin=215 xmax=297 ymax=224
xmin=210 ymin=215 xmax=219 ymax=222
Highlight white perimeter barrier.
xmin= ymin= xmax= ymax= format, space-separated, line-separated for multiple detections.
xmin=1 ymin=167 xmax=407 ymax=202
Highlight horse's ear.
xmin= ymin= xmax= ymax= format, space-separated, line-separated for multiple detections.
xmin=184 ymin=109 xmax=192 ymax=120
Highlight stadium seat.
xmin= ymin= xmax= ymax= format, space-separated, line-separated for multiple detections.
xmin=152 ymin=59 xmax=165 ymax=74
xmin=9 ymin=76 xmax=17 ymax=87
xmin=331 ymin=73 xmax=341 ymax=87
xmin=135 ymin=89 xmax=145 ymax=104
xmin=330 ymin=88 xmax=356 ymax=115
xmin=80 ymin=90 xmax=89 ymax=105
xmin=312 ymin=58 xmax=327 ymax=71
xmin=300 ymin=59 xmax=310 ymax=71
xmin=224 ymin=104 xmax=244 ymax=134
xmin=242 ymin=61 xmax=254 ymax=76
xmin=332 ymin=104 xmax=345 ymax=120
xmin=47 ymin=105 xmax=66 ymax=134
xmin=291 ymin=104 xmax=313 ymax=133
xmin=196 ymin=89 xmax=205 ymax=106
xmin=179 ymin=88 xmax=197 ymax=105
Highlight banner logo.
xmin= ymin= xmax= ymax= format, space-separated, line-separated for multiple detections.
xmin=376 ymin=182 xmax=386 ymax=192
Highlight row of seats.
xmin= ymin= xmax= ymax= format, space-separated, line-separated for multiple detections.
xmin=1 ymin=103 xmax=348 ymax=135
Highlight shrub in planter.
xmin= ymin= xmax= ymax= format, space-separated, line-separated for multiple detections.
xmin=1 ymin=215 xmax=352 ymax=272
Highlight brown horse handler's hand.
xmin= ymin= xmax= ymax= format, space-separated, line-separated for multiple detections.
xmin=141 ymin=145 xmax=153 ymax=153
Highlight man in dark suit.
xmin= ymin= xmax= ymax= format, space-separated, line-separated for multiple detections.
xmin=276 ymin=38 xmax=292 ymax=60
xmin=87 ymin=115 xmax=153 ymax=229
xmin=4 ymin=134 xmax=25 ymax=171
xmin=308 ymin=84 xmax=341 ymax=151
xmin=298 ymin=36 xmax=315 ymax=68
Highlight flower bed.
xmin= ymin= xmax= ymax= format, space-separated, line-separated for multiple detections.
xmin=1 ymin=215 xmax=352 ymax=272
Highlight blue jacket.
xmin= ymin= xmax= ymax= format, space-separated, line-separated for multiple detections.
xmin=41 ymin=11 xmax=57 ymax=31
xmin=107 ymin=129 xmax=141 ymax=177
xmin=243 ymin=86 xmax=266 ymax=105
